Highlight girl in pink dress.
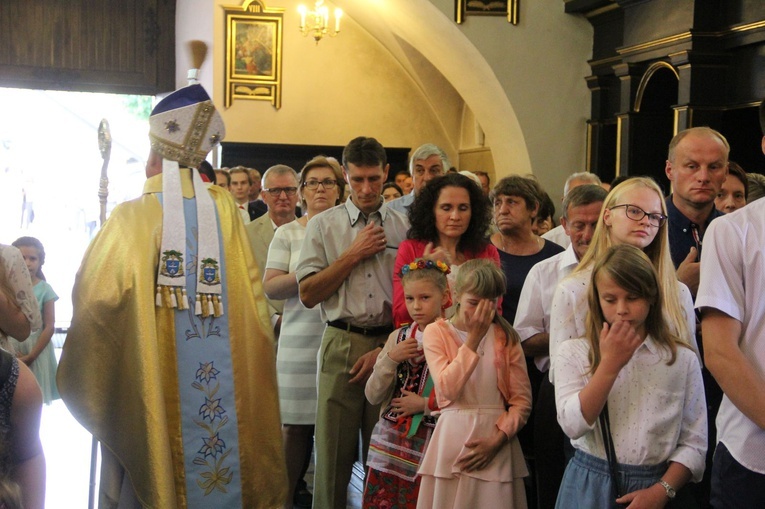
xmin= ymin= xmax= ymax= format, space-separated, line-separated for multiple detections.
xmin=418 ymin=259 xmax=532 ymax=508
xmin=363 ymin=258 xmax=450 ymax=508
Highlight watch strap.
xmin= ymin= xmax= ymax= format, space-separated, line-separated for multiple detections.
xmin=659 ymin=479 xmax=676 ymax=499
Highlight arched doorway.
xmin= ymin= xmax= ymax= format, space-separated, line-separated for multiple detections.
xmin=629 ymin=62 xmax=679 ymax=192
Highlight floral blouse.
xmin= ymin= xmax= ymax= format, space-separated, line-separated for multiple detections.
xmin=0 ymin=244 xmax=42 ymax=351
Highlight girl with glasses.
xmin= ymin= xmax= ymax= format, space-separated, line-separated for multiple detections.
xmin=549 ymin=177 xmax=699 ymax=386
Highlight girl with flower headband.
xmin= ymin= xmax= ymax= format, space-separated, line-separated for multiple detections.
xmin=418 ymin=258 xmax=531 ymax=508
xmin=363 ymin=258 xmax=451 ymax=508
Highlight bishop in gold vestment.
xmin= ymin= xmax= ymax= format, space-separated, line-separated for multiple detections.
xmin=58 ymin=81 xmax=286 ymax=508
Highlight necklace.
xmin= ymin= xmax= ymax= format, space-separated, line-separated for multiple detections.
xmin=499 ymin=233 xmax=543 ymax=255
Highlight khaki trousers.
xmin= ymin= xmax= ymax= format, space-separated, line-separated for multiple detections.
xmin=312 ymin=325 xmax=383 ymax=509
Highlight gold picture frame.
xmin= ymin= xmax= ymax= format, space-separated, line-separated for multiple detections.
xmin=455 ymin=0 xmax=519 ymax=25
xmin=223 ymin=0 xmax=284 ymax=109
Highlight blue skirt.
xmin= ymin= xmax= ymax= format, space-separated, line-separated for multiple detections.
xmin=555 ymin=450 xmax=666 ymax=509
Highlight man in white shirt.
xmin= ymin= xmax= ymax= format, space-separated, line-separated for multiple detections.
xmin=514 ymin=184 xmax=607 ymax=509
xmin=387 ymin=143 xmax=449 ymax=214
xmin=542 ymin=171 xmax=602 ymax=249
xmin=697 ymin=99 xmax=765 ymax=507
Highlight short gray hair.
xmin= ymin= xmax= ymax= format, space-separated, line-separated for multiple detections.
xmin=563 ymin=172 xmax=602 ymax=196
xmin=409 ymin=144 xmax=450 ymax=175
xmin=262 ymin=164 xmax=298 ymax=187
xmin=562 ymin=184 xmax=608 ymax=219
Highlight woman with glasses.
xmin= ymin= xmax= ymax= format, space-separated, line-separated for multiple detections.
xmin=262 ymin=156 xmax=345 ymax=509
xmin=549 ymin=177 xmax=698 ymax=386
xmin=393 ymin=172 xmax=499 ymax=328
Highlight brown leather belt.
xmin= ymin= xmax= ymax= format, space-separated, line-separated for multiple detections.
xmin=327 ymin=320 xmax=393 ymax=337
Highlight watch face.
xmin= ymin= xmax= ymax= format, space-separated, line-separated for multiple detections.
xmin=660 ymin=480 xmax=676 ymax=499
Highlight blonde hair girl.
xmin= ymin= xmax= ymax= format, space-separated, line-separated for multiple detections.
xmin=418 ymin=259 xmax=531 ymax=509
xmin=549 ymin=177 xmax=697 ymax=382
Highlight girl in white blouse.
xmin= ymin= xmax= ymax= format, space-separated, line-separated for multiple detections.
xmin=549 ymin=177 xmax=698 ymax=384
xmin=554 ymin=245 xmax=706 ymax=508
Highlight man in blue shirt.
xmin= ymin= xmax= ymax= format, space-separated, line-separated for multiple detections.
xmin=664 ymin=126 xmax=729 ymax=297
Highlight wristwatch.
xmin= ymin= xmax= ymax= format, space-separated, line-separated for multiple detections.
xmin=659 ymin=480 xmax=677 ymax=499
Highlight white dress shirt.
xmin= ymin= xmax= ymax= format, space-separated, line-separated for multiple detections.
xmin=555 ymin=335 xmax=707 ymax=481
xmin=514 ymin=244 xmax=578 ymax=372
xmin=236 ymin=202 xmax=251 ymax=224
xmin=541 ymin=224 xmax=570 ymax=249
xmin=549 ymin=266 xmax=698 ymax=383
xmin=295 ymin=199 xmax=409 ymax=326
xmin=696 ymin=199 xmax=765 ymax=474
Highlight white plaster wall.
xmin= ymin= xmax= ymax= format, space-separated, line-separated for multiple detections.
xmin=200 ymin=0 xmax=463 ymax=168
xmin=176 ymin=0 xmax=594 ymax=203
xmin=429 ymin=0 xmax=593 ymax=201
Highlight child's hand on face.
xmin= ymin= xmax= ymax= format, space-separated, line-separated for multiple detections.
xmin=465 ymin=299 xmax=495 ymax=350
xmin=390 ymin=390 xmax=427 ymax=417
xmin=598 ymin=320 xmax=643 ymax=373
xmin=388 ymin=336 xmax=422 ymax=363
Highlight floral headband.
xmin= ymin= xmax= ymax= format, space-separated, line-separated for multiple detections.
xmin=400 ymin=258 xmax=451 ymax=277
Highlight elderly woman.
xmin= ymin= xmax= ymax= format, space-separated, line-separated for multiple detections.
xmin=490 ymin=176 xmax=564 ymax=324
xmin=262 ymin=155 xmax=344 ymax=509
xmin=393 ymin=172 xmax=498 ymax=328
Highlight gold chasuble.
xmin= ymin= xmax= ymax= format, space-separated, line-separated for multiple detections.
xmin=58 ymin=171 xmax=287 ymax=508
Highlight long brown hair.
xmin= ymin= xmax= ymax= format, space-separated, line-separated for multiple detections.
xmin=585 ymin=245 xmax=689 ymax=374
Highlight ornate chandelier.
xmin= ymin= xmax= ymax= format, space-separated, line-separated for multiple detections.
xmin=298 ymin=0 xmax=342 ymax=44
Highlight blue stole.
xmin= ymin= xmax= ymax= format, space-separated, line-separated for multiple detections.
xmin=158 ymin=192 xmax=243 ymax=507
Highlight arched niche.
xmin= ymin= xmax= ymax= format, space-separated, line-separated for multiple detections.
xmin=627 ymin=61 xmax=679 ymax=191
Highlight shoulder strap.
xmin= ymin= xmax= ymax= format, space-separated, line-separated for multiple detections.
xmin=599 ymin=403 xmax=623 ymax=500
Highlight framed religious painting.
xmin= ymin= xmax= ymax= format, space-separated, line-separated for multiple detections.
xmin=455 ymin=0 xmax=519 ymax=25
xmin=223 ymin=0 xmax=284 ymax=109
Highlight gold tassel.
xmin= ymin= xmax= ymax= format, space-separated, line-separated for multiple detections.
xmin=162 ymin=286 xmax=173 ymax=308
xmin=201 ymin=294 xmax=210 ymax=318
xmin=213 ymin=295 xmax=223 ymax=317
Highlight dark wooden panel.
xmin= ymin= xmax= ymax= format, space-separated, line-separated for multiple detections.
xmin=221 ymin=142 xmax=413 ymax=182
xmin=621 ymin=0 xmax=695 ymax=47
xmin=0 ymin=0 xmax=174 ymax=95
xmin=573 ymin=0 xmax=765 ymax=178
xmin=722 ymin=106 xmax=765 ymax=173
xmin=719 ymin=0 xmax=765 ymax=26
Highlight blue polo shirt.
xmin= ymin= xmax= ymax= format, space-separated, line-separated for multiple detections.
xmin=665 ymin=195 xmax=724 ymax=268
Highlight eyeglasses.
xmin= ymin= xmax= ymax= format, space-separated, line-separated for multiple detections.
xmin=610 ymin=204 xmax=667 ymax=227
xmin=263 ymin=187 xmax=298 ymax=197
xmin=302 ymin=179 xmax=337 ymax=190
